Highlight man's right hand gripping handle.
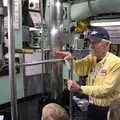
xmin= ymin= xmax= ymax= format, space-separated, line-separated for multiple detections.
xmin=53 ymin=50 xmax=73 ymax=61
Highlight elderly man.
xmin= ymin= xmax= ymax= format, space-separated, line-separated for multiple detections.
xmin=54 ymin=27 xmax=120 ymax=120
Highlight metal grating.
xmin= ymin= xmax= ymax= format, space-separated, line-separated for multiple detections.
xmin=104 ymin=26 xmax=120 ymax=44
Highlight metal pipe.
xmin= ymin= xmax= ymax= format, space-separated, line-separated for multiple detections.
xmin=17 ymin=59 xmax=64 ymax=66
xmin=8 ymin=0 xmax=18 ymax=120
xmin=68 ymin=2 xmax=72 ymax=45
xmin=51 ymin=0 xmax=57 ymax=27
xmin=50 ymin=0 xmax=63 ymax=49
xmin=50 ymin=0 xmax=64 ymax=99
xmin=67 ymin=2 xmax=73 ymax=120
xmin=0 ymin=0 xmax=4 ymax=67
xmin=40 ymin=0 xmax=43 ymax=24
xmin=50 ymin=0 xmax=57 ymax=99
xmin=39 ymin=0 xmax=45 ymax=93
xmin=56 ymin=0 xmax=63 ymax=26
xmin=0 ymin=1 xmax=3 ymax=5
xmin=69 ymin=61 xmax=73 ymax=120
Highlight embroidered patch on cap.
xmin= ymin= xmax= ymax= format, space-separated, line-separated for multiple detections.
xmin=91 ymin=31 xmax=98 ymax=35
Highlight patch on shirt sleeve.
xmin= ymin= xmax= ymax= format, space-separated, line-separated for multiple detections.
xmin=99 ymin=69 xmax=107 ymax=76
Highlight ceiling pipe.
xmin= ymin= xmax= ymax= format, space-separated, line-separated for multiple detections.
xmin=45 ymin=0 xmax=120 ymax=22
xmin=71 ymin=0 xmax=120 ymax=20
xmin=71 ymin=1 xmax=91 ymax=20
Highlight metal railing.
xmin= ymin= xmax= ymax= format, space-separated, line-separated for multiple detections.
xmin=16 ymin=58 xmax=64 ymax=66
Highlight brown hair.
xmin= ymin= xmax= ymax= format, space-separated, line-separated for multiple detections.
xmin=108 ymin=98 xmax=120 ymax=120
xmin=41 ymin=103 xmax=69 ymax=120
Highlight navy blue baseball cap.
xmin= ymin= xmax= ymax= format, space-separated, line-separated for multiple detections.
xmin=90 ymin=27 xmax=110 ymax=41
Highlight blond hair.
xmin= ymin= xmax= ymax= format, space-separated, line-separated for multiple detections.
xmin=41 ymin=103 xmax=69 ymax=120
xmin=102 ymin=39 xmax=111 ymax=44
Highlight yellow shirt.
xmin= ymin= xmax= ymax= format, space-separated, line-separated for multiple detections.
xmin=73 ymin=52 xmax=120 ymax=107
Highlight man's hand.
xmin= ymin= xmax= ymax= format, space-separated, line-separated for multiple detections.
xmin=67 ymin=80 xmax=81 ymax=92
xmin=53 ymin=50 xmax=73 ymax=61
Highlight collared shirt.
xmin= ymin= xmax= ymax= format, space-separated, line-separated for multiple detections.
xmin=73 ymin=52 xmax=120 ymax=106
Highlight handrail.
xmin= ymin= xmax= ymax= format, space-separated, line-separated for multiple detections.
xmin=16 ymin=59 xmax=64 ymax=67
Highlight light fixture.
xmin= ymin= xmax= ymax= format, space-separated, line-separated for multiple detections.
xmin=90 ymin=19 xmax=120 ymax=26
xmin=29 ymin=27 xmax=38 ymax=31
xmin=51 ymin=26 xmax=58 ymax=36
xmin=55 ymin=1 xmax=61 ymax=15
xmin=3 ymin=0 xmax=7 ymax=6
xmin=55 ymin=1 xmax=61 ymax=8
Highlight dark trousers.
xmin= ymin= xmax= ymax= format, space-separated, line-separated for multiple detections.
xmin=87 ymin=103 xmax=109 ymax=120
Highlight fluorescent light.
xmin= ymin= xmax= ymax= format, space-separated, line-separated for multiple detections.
xmin=90 ymin=19 xmax=120 ymax=26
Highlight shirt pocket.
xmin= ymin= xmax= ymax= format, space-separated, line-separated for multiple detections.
xmin=94 ymin=74 xmax=107 ymax=85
